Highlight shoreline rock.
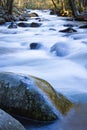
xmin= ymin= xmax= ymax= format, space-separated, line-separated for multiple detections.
xmin=0 ymin=72 xmax=73 ymax=122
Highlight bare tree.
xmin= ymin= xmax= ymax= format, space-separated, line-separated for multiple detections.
xmin=51 ymin=0 xmax=57 ymax=9
xmin=69 ymin=0 xmax=87 ymax=20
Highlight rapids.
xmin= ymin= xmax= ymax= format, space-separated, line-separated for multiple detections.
xmin=0 ymin=9 xmax=87 ymax=130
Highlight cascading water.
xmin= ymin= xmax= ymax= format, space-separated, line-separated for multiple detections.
xmin=0 ymin=9 xmax=87 ymax=130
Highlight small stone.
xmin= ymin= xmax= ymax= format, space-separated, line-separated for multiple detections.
xmin=8 ymin=22 xmax=17 ymax=29
xmin=59 ymin=27 xmax=77 ymax=33
xmin=63 ymin=24 xmax=73 ymax=27
xmin=30 ymin=22 xmax=41 ymax=27
xmin=29 ymin=43 xmax=42 ymax=49
xmin=17 ymin=22 xmax=30 ymax=27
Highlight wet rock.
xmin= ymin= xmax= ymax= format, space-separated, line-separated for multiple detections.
xmin=50 ymin=9 xmax=60 ymax=15
xmin=35 ymin=17 xmax=41 ymax=21
xmin=63 ymin=24 xmax=73 ymax=27
xmin=3 ymin=14 xmax=14 ymax=22
xmin=50 ymin=9 xmax=56 ymax=15
xmin=59 ymin=27 xmax=77 ymax=33
xmin=19 ymin=13 xmax=29 ymax=21
xmin=19 ymin=16 xmax=28 ymax=21
xmin=17 ymin=22 xmax=30 ymax=27
xmin=30 ymin=22 xmax=41 ymax=27
xmin=0 ymin=18 xmax=5 ymax=25
xmin=12 ymin=15 xmax=20 ymax=21
xmin=49 ymin=28 xmax=56 ymax=31
xmin=29 ymin=12 xmax=39 ymax=17
xmin=17 ymin=22 xmax=41 ymax=28
xmin=79 ymin=24 xmax=87 ymax=28
xmin=23 ymin=13 xmax=30 ymax=18
xmin=0 ymin=109 xmax=25 ymax=130
xmin=8 ymin=22 xmax=17 ymax=29
xmin=29 ymin=43 xmax=43 ymax=49
xmin=3 ymin=15 xmax=10 ymax=22
xmin=0 ymin=72 xmax=72 ymax=121
xmin=50 ymin=42 xmax=69 ymax=57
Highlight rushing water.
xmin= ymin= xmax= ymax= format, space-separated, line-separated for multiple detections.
xmin=0 ymin=10 xmax=87 ymax=129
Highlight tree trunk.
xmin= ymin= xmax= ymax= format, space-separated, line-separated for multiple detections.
xmin=7 ymin=0 xmax=14 ymax=15
xmin=69 ymin=0 xmax=87 ymax=21
xmin=51 ymin=0 xmax=57 ymax=9
xmin=61 ymin=0 xmax=65 ymax=11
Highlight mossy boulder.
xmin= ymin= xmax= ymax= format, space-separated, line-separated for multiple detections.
xmin=29 ymin=12 xmax=39 ymax=17
xmin=33 ymin=76 xmax=73 ymax=115
xmin=0 ymin=72 xmax=72 ymax=122
xmin=50 ymin=42 xmax=69 ymax=57
xmin=0 ymin=109 xmax=25 ymax=130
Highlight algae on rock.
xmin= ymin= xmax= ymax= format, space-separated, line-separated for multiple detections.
xmin=31 ymin=76 xmax=73 ymax=115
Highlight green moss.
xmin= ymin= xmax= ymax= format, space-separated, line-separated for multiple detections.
xmin=31 ymin=76 xmax=73 ymax=115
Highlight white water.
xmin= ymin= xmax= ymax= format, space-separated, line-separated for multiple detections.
xmin=0 ymin=10 xmax=87 ymax=102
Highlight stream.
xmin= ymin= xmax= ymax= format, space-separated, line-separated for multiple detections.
xmin=0 ymin=10 xmax=87 ymax=129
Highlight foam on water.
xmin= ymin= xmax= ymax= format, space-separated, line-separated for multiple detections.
xmin=0 ymin=10 xmax=87 ymax=102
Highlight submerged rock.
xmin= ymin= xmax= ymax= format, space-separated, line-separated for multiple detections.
xmin=50 ymin=9 xmax=60 ymax=15
xmin=8 ymin=22 xmax=17 ymax=29
xmin=17 ymin=22 xmax=30 ymax=27
xmin=50 ymin=42 xmax=69 ymax=57
xmin=79 ymin=24 xmax=87 ymax=28
xmin=30 ymin=22 xmax=41 ymax=27
xmin=50 ymin=9 xmax=56 ymax=15
xmin=0 ymin=109 xmax=25 ymax=130
xmin=63 ymin=24 xmax=74 ymax=27
xmin=59 ymin=27 xmax=77 ymax=33
xmin=29 ymin=43 xmax=43 ymax=49
xmin=49 ymin=28 xmax=56 ymax=31
xmin=0 ymin=72 xmax=72 ymax=121
xmin=17 ymin=22 xmax=41 ymax=28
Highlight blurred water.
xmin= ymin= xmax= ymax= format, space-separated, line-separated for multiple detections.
xmin=0 ymin=10 xmax=87 ymax=102
xmin=0 ymin=9 xmax=87 ymax=130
